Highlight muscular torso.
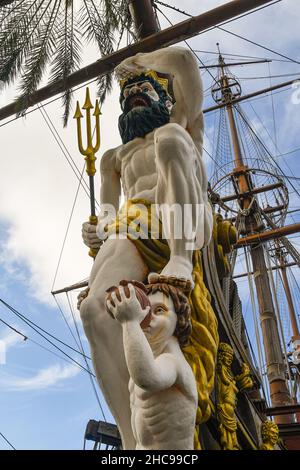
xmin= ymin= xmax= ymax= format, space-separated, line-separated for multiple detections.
xmin=115 ymin=130 xmax=158 ymax=202
xmin=129 ymin=376 xmax=196 ymax=450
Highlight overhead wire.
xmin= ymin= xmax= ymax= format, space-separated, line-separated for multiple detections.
xmin=0 ymin=317 xmax=27 ymax=341
xmin=66 ymin=292 xmax=107 ymax=422
xmin=0 ymin=298 xmax=92 ymax=362
xmin=235 ymin=106 xmax=300 ymax=200
xmin=218 ymin=26 xmax=300 ymax=66
xmin=52 ymin=295 xmax=82 ymax=352
xmin=0 ymin=76 xmax=100 ymax=129
xmin=0 ymin=432 xmax=16 ymax=450
xmin=0 ymin=315 xmax=91 ymax=372
xmin=51 ymin=162 xmax=85 ymax=292
xmin=155 ymin=1 xmax=299 ymax=68
xmin=37 ymin=104 xmax=96 ymax=205
xmin=154 ymin=3 xmax=217 ymax=82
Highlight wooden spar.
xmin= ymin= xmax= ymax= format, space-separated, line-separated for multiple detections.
xmin=199 ymin=59 xmax=271 ymax=69
xmin=0 ymin=0 xmax=276 ymax=121
xmin=204 ymin=77 xmax=300 ymax=114
xmin=221 ymin=182 xmax=284 ymax=203
xmin=233 ymin=262 xmax=297 ymax=279
xmin=52 ymin=281 xmax=89 ymax=295
xmin=235 ymin=223 xmax=300 ymax=246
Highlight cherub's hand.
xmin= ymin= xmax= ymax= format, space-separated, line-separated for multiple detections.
xmin=106 ymin=284 xmax=150 ymax=324
xmin=115 ymin=54 xmax=149 ymax=81
xmin=235 ymin=363 xmax=253 ymax=392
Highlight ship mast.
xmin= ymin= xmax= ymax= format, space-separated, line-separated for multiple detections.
xmin=214 ymin=46 xmax=293 ymax=422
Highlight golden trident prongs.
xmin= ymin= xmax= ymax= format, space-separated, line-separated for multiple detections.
xmin=74 ymin=87 xmax=101 ymax=259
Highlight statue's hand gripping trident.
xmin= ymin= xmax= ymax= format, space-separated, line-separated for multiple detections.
xmin=74 ymin=88 xmax=101 ymax=259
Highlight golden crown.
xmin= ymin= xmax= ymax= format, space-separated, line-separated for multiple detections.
xmin=119 ymin=70 xmax=170 ymax=93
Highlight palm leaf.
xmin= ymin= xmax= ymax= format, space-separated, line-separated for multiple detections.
xmin=0 ymin=0 xmax=135 ymax=124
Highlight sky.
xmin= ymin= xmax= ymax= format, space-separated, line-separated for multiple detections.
xmin=0 ymin=0 xmax=300 ymax=450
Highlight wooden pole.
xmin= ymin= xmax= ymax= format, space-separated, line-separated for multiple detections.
xmin=128 ymin=0 xmax=160 ymax=38
xmin=0 ymin=0 xmax=276 ymax=121
xmin=204 ymin=77 xmax=300 ymax=114
xmin=217 ymin=53 xmax=293 ymax=420
xmin=235 ymin=223 xmax=300 ymax=246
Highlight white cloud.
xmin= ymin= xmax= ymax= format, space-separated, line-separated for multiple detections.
xmin=0 ymin=329 xmax=26 ymax=351
xmin=0 ymin=363 xmax=80 ymax=391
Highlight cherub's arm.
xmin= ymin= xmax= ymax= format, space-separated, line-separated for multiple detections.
xmin=107 ymin=285 xmax=179 ymax=393
xmin=116 ymin=47 xmax=203 ymax=135
xmin=123 ymin=322 xmax=179 ymax=392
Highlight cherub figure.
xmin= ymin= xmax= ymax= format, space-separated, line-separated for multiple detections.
xmin=260 ymin=421 xmax=279 ymax=450
xmin=216 ymin=342 xmax=253 ymax=450
xmin=106 ymin=280 xmax=197 ymax=450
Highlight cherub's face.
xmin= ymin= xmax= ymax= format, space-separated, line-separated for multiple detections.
xmin=267 ymin=426 xmax=279 ymax=445
xmin=223 ymin=351 xmax=233 ymax=367
xmin=142 ymin=291 xmax=177 ymax=345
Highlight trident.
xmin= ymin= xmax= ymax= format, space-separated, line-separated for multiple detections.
xmin=74 ymin=87 xmax=101 ymax=259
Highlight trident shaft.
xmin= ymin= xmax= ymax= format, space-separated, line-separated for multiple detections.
xmin=74 ymin=87 xmax=101 ymax=259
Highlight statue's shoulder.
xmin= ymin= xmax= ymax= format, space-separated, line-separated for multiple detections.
xmin=100 ymin=146 xmax=120 ymax=171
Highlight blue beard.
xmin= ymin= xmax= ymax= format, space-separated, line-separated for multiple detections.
xmin=118 ymin=98 xmax=170 ymax=144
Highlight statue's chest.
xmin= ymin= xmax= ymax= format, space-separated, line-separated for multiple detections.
xmin=118 ymin=140 xmax=156 ymax=180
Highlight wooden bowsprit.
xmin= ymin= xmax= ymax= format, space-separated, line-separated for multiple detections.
xmin=74 ymin=88 xmax=101 ymax=259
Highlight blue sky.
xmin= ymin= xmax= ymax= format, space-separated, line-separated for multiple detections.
xmin=0 ymin=0 xmax=300 ymax=449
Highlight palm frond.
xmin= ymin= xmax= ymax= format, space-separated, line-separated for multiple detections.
xmin=50 ymin=1 xmax=81 ymax=126
xmin=0 ymin=0 xmax=53 ymax=85
xmin=0 ymin=0 xmax=135 ymax=125
xmin=16 ymin=0 xmax=62 ymax=112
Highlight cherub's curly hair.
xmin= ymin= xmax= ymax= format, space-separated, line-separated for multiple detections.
xmin=146 ymin=283 xmax=192 ymax=347
xmin=261 ymin=420 xmax=279 ymax=441
xmin=217 ymin=342 xmax=233 ymax=370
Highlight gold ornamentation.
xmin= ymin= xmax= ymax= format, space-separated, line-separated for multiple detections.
xmin=260 ymin=421 xmax=279 ymax=450
xmin=120 ymin=70 xmax=170 ymax=93
xmin=213 ymin=214 xmax=237 ymax=279
xmin=216 ymin=343 xmax=253 ymax=450
xmin=74 ymin=88 xmax=101 ymax=259
xmin=216 ymin=343 xmax=240 ymax=450
xmin=235 ymin=363 xmax=254 ymax=392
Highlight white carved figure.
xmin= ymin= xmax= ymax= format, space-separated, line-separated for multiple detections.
xmin=106 ymin=282 xmax=197 ymax=450
xmin=79 ymin=46 xmax=213 ymax=449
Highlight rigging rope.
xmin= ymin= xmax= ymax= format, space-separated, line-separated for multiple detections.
xmin=154 ymin=4 xmax=217 ymax=81
xmin=264 ymin=243 xmax=294 ymax=395
xmin=0 ymin=431 xmax=16 ymax=450
xmin=66 ymin=292 xmax=107 ymax=422
xmin=0 ymin=317 xmax=27 ymax=341
xmin=51 ymin=163 xmax=85 ymax=292
xmin=244 ymin=246 xmax=268 ymax=398
xmin=0 ymin=298 xmax=92 ymax=362
xmin=218 ymin=26 xmax=300 ymax=66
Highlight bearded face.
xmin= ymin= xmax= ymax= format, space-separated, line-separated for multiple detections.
xmin=118 ymin=76 xmax=172 ymax=144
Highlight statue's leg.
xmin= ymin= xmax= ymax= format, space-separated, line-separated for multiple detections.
xmin=80 ymin=238 xmax=148 ymax=450
xmin=154 ymin=122 xmax=210 ymax=281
